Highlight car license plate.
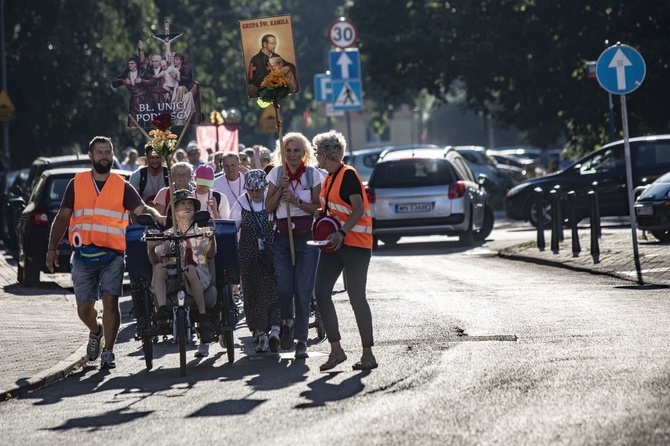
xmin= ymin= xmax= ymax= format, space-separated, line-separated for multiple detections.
xmin=396 ymin=203 xmax=431 ymax=213
xmin=636 ymin=206 xmax=653 ymax=216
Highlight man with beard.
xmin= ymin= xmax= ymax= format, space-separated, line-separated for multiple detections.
xmin=46 ymin=136 xmax=166 ymax=370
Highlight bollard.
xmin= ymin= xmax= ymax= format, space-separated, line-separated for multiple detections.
xmin=568 ymin=191 xmax=580 ymax=257
xmin=550 ymin=189 xmax=560 ymax=253
xmin=534 ymin=187 xmax=545 ymax=251
xmin=588 ymin=190 xmax=600 ymax=263
xmin=553 ymin=185 xmax=564 ymax=242
xmin=591 ymin=181 xmax=601 ymax=238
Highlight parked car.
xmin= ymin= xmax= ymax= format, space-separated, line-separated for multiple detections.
xmin=504 ymin=134 xmax=670 ymax=227
xmin=634 ymin=171 xmax=670 ymax=242
xmin=1 ymin=168 xmax=29 ymax=250
xmin=347 ymin=144 xmax=440 ymax=183
xmin=453 ymin=145 xmax=521 ymax=210
xmin=16 ymin=167 xmax=130 ymax=286
xmin=7 ymin=154 xmax=121 ymax=255
xmin=365 ymin=146 xmax=494 ymax=248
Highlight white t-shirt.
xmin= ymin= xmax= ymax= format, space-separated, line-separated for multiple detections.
xmin=229 ymin=191 xmax=267 ymax=230
xmin=193 ymin=189 xmax=230 ymax=219
xmin=213 ymin=172 xmax=246 ymax=208
xmin=129 ymin=168 xmax=166 ymax=203
xmin=267 ymin=165 xmax=325 ymax=219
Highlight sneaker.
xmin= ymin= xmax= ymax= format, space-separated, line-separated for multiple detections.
xmin=199 ymin=318 xmax=215 ymax=344
xmin=195 ymin=343 xmax=209 ymax=358
xmin=269 ymin=333 xmax=280 ymax=353
xmin=280 ymin=323 xmax=294 ymax=351
xmin=87 ymin=323 xmax=103 ymax=361
xmin=100 ymin=348 xmax=116 ymax=369
xmin=294 ymin=341 xmax=308 ymax=359
xmin=256 ymin=335 xmax=269 ymax=353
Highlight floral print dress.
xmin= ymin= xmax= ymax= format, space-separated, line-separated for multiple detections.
xmin=238 ymin=204 xmax=280 ymax=334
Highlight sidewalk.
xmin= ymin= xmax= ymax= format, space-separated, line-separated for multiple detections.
xmin=0 ymin=251 xmax=88 ymax=402
xmin=1 ymin=222 xmax=667 ymax=401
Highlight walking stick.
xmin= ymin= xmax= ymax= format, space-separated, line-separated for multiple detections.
xmin=274 ymin=102 xmax=295 ymax=265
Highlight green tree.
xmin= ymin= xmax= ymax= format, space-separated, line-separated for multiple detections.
xmin=347 ymin=0 xmax=670 ymax=155
xmin=5 ymin=0 xmax=158 ymax=167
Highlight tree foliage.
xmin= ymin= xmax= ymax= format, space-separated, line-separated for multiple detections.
xmin=5 ymin=0 xmax=343 ymax=168
xmin=347 ymin=0 xmax=670 ymax=154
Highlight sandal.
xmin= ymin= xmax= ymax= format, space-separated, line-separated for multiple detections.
xmin=255 ymin=335 xmax=269 ymax=353
xmin=319 ymin=350 xmax=347 ymax=371
xmin=352 ymin=355 xmax=378 ymax=371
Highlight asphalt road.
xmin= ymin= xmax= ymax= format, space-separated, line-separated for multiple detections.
xmin=1 ymin=226 xmax=669 ymax=445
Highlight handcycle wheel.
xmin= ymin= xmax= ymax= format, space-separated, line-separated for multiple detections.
xmin=176 ymin=307 xmax=187 ymax=377
xmin=224 ymin=330 xmax=234 ymax=363
xmin=142 ymin=334 xmax=153 ymax=370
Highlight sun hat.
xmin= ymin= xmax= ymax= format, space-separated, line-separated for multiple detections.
xmin=194 ymin=164 xmax=215 ymax=187
xmin=244 ymin=169 xmax=269 ymax=190
xmin=312 ymin=215 xmax=342 ymax=252
xmin=173 ymin=189 xmax=200 ymax=212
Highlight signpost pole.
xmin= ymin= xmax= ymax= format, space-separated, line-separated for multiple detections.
xmin=620 ymin=94 xmax=643 ymax=285
xmin=1 ymin=0 xmax=10 ymax=172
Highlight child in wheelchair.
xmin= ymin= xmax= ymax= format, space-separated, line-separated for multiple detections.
xmin=146 ymin=189 xmax=217 ymax=347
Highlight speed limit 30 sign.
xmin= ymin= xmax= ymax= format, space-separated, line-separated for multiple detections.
xmin=328 ymin=18 xmax=357 ymax=49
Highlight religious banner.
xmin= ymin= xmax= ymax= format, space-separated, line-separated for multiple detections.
xmin=111 ymin=21 xmax=202 ymax=128
xmin=195 ymin=124 xmax=240 ymax=155
xmin=239 ymin=15 xmax=300 ymax=99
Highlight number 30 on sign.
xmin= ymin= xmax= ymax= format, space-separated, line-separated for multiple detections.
xmin=328 ymin=18 xmax=357 ymax=49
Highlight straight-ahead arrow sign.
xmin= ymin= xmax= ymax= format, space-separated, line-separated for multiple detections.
xmin=329 ymin=49 xmax=360 ymax=81
xmin=608 ymin=48 xmax=632 ymax=91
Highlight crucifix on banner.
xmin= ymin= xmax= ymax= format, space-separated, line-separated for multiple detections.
xmin=152 ymin=20 xmax=184 ymax=62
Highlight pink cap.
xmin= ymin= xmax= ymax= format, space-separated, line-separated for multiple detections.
xmin=194 ymin=164 xmax=215 ymax=187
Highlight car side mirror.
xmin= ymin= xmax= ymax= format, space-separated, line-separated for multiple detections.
xmin=478 ymin=173 xmax=492 ymax=189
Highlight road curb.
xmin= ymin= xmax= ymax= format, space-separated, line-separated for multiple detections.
xmin=1 ymin=345 xmax=88 ymax=402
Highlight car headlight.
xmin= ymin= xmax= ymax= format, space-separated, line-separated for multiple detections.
xmin=506 ymin=183 xmax=529 ymax=197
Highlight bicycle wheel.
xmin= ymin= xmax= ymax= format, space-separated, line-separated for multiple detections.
xmin=177 ymin=307 xmax=187 ymax=376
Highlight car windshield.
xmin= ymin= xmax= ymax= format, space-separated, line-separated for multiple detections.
xmin=370 ymin=158 xmax=456 ymax=188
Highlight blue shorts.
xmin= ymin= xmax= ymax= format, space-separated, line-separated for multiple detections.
xmin=71 ymin=254 xmax=125 ymax=304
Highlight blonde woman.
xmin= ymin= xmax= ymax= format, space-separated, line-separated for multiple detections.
xmin=265 ymin=132 xmax=325 ymax=359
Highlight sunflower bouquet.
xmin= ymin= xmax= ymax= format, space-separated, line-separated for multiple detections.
xmin=148 ymin=113 xmax=178 ymax=159
xmin=257 ymin=69 xmax=291 ymax=108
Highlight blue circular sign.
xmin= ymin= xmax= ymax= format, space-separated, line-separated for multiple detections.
xmin=596 ymin=44 xmax=646 ymax=95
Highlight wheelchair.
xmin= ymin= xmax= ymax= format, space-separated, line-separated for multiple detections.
xmin=126 ymin=211 xmax=240 ymax=376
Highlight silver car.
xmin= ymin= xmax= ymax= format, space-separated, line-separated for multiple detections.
xmin=365 ymin=147 xmax=494 ymax=248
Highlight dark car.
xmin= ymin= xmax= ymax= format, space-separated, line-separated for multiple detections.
xmin=634 ymin=171 xmax=670 ymax=241
xmin=1 ymin=168 xmax=29 ymax=249
xmin=16 ymin=168 xmax=129 ymax=286
xmin=7 ymin=154 xmax=122 ymax=255
xmin=365 ymin=146 xmax=494 ymax=248
xmin=504 ymin=135 xmax=670 ymax=227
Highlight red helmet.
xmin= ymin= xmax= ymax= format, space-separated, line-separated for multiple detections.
xmin=312 ymin=216 xmax=341 ymax=252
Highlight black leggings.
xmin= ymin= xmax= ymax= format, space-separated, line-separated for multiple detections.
xmin=314 ymin=245 xmax=374 ymax=348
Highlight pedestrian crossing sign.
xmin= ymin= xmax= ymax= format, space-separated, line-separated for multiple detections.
xmin=332 ymin=80 xmax=362 ymax=111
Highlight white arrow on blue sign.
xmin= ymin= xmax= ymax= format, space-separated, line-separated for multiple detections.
xmin=314 ymin=74 xmax=332 ymax=103
xmin=596 ymin=44 xmax=645 ymax=95
xmin=329 ymin=49 xmax=360 ymax=81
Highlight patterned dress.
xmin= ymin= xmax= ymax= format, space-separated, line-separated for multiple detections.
xmin=239 ymin=205 xmax=280 ymax=334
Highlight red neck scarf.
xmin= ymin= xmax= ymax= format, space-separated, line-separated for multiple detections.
xmin=285 ymin=161 xmax=306 ymax=185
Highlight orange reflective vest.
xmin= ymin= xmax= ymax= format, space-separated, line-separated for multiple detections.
xmin=320 ymin=164 xmax=372 ymax=250
xmin=68 ymin=171 xmax=129 ymax=251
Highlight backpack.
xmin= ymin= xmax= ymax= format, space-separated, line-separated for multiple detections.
xmin=139 ymin=166 xmax=169 ymax=197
